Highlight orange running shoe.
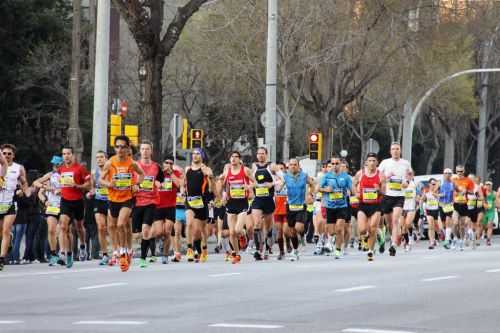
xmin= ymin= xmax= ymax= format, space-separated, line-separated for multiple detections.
xmin=186 ymin=248 xmax=194 ymax=262
xmin=200 ymin=249 xmax=208 ymax=263
xmin=239 ymin=235 xmax=247 ymax=250
xmin=119 ymin=254 xmax=129 ymax=272
xmin=231 ymin=254 xmax=241 ymax=264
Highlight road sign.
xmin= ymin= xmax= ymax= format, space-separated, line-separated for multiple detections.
xmin=169 ymin=113 xmax=183 ymax=140
xmin=260 ymin=112 xmax=283 ymax=127
xmin=367 ymin=138 xmax=380 ymax=154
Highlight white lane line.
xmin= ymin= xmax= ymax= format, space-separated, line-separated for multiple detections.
xmin=209 ymin=323 xmax=283 ymax=329
xmin=335 ymin=285 xmax=376 ymax=293
xmin=0 ymin=321 xmax=23 ymax=324
xmin=485 ymin=268 xmax=500 ymax=273
xmin=74 ymin=321 xmax=147 ymax=325
xmin=208 ymin=273 xmax=241 ymax=278
xmin=421 ymin=275 xmax=458 ymax=282
xmin=0 ymin=268 xmax=107 ymax=279
xmin=78 ymin=282 xmax=128 ymax=290
xmin=342 ymin=328 xmax=416 ymax=333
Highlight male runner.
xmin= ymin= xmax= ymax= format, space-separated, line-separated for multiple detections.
xmin=0 ymin=144 xmax=26 ymax=271
xmin=100 ymin=136 xmax=144 ymax=272
xmin=154 ymin=155 xmax=182 ymax=264
xmin=319 ymin=156 xmax=352 ymax=259
xmin=480 ymin=181 xmax=496 ymax=246
xmin=378 ymin=142 xmax=411 ymax=256
xmin=439 ymin=168 xmax=455 ymax=249
xmin=401 ymin=169 xmax=417 ymax=251
xmin=280 ymin=158 xmax=315 ymax=261
xmin=58 ymin=146 xmax=90 ymax=268
xmin=452 ymin=165 xmax=474 ymax=251
xmin=273 ymin=162 xmax=288 ymax=259
xmin=184 ymin=148 xmax=215 ymax=263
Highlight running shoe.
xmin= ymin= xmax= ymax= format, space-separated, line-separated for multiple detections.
xmin=78 ymin=248 xmax=87 ymax=262
xmin=313 ymin=245 xmax=323 ymax=256
xmin=119 ymin=254 xmax=129 ymax=272
xmin=263 ymin=250 xmax=269 ymax=260
xmin=149 ymin=256 xmax=157 ymax=263
xmin=49 ymin=255 xmax=59 ymax=267
xmin=200 ymin=249 xmax=208 ymax=263
xmin=139 ymin=258 xmax=148 ymax=268
xmin=57 ymin=254 xmax=66 ymax=266
xmin=428 ymin=245 xmax=435 ymax=250
xmin=224 ymin=252 xmax=231 ymax=262
xmin=214 ymin=245 xmax=221 ymax=254
xmin=290 ymin=249 xmax=299 ymax=262
xmin=0 ymin=258 xmax=4 ymax=271
xmin=173 ymin=252 xmax=182 ymax=262
xmin=459 ymin=240 xmax=465 ymax=251
xmin=66 ymin=255 xmax=74 ymax=269
xmin=161 ymin=256 xmax=169 ymax=264
xmin=389 ymin=245 xmax=396 ymax=257
xmin=334 ymin=249 xmax=342 ymax=259
xmin=231 ymin=254 xmax=241 ymax=264
xmin=253 ymin=251 xmax=263 ymax=261
xmin=277 ymin=252 xmax=285 ymax=260
xmin=109 ymin=253 xmax=118 ymax=266
xmin=443 ymin=241 xmax=450 ymax=250
xmin=194 ymin=252 xmax=200 ymax=263
xmin=186 ymin=248 xmax=194 ymax=262
xmin=377 ymin=231 xmax=385 ymax=254
xmin=99 ymin=255 xmax=109 ymax=266
xmin=367 ymin=251 xmax=374 ymax=262
xmin=487 ymin=239 xmax=492 ymax=246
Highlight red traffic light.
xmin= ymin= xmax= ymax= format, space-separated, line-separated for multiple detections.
xmin=120 ymin=100 xmax=128 ymax=117
xmin=193 ymin=130 xmax=201 ymax=139
xmin=310 ymin=133 xmax=319 ymax=143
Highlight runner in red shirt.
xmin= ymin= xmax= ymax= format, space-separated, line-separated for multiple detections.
xmin=153 ymin=155 xmax=183 ymax=264
xmin=58 ymin=146 xmax=90 ymax=268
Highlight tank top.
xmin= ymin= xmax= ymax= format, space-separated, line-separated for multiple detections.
xmin=94 ymin=168 xmax=108 ymax=201
xmin=424 ymin=192 xmax=439 ymax=211
xmin=274 ymin=185 xmax=288 ymax=215
xmin=158 ymin=169 xmax=181 ymax=208
xmin=359 ymin=169 xmax=381 ymax=205
xmin=186 ymin=167 xmax=208 ymax=209
xmin=225 ymin=166 xmax=249 ymax=200
xmin=107 ymin=156 xmax=134 ymax=203
xmin=45 ymin=171 xmax=61 ymax=215
xmin=254 ymin=163 xmax=274 ymax=198
xmin=0 ymin=162 xmax=21 ymax=208
xmin=135 ymin=161 xmax=161 ymax=207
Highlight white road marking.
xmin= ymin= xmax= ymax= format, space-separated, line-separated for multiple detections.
xmin=485 ymin=268 xmax=500 ymax=273
xmin=342 ymin=329 xmax=416 ymax=333
xmin=0 ymin=321 xmax=23 ymax=324
xmin=209 ymin=323 xmax=283 ymax=329
xmin=73 ymin=321 xmax=147 ymax=325
xmin=335 ymin=285 xmax=376 ymax=293
xmin=78 ymin=282 xmax=128 ymax=290
xmin=421 ymin=275 xmax=458 ymax=282
xmin=208 ymin=273 xmax=241 ymax=278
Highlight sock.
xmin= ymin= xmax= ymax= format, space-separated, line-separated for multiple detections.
xmin=403 ymin=232 xmax=409 ymax=244
xmin=141 ymin=239 xmax=149 ymax=260
xmin=50 ymin=250 xmax=57 ymax=256
xmin=291 ymin=236 xmax=299 ymax=250
xmin=80 ymin=244 xmax=85 ymax=250
xmin=194 ymin=239 xmax=202 ymax=254
xmin=254 ymin=229 xmax=261 ymax=252
xmin=445 ymin=227 xmax=451 ymax=241
xmin=278 ymin=238 xmax=284 ymax=253
xmin=314 ymin=235 xmax=319 ymax=244
xmin=67 ymin=252 xmax=72 ymax=257
xmin=103 ymin=252 xmax=108 ymax=257
xmin=149 ymin=238 xmax=156 ymax=256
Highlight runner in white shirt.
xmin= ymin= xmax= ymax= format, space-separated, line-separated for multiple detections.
xmin=378 ymin=142 xmax=411 ymax=257
xmin=401 ymin=169 xmax=417 ymax=251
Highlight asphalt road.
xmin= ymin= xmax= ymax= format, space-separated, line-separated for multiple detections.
xmin=1 ymin=239 xmax=499 ymax=333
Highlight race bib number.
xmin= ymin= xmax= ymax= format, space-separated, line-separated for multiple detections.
xmin=46 ymin=201 xmax=60 ymax=215
xmin=350 ymin=197 xmax=359 ymax=205
xmin=454 ymin=193 xmax=466 ymax=204
xmin=441 ymin=203 xmax=454 ymax=213
xmin=255 ymin=186 xmax=270 ymax=197
xmin=60 ymin=172 xmax=75 ymax=187
xmin=0 ymin=202 xmax=11 ymax=214
xmin=161 ymin=179 xmax=173 ymax=191
xmin=140 ymin=176 xmax=155 ymax=191
xmin=404 ymin=189 xmax=415 ymax=199
xmin=257 ymin=175 xmax=265 ymax=181
xmin=306 ymin=204 xmax=314 ymax=212
xmin=388 ymin=178 xmax=402 ymax=191
xmin=329 ymin=190 xmax=344 ymax=201
xmin=229 ymin=183 xmax=246 ymax=199
xmin=187 ymin=196 xmax=204 ymax=209
xmin=476 ymin=200 xmax=483 ymax=208
xmin=315 ymin=192 xmax=323 ymax=200
xmin=427 ymin=199 xmax=438 ymax=210
xmin=97 ymin=187 xmax=108 ymax=196
xmin=113 ymin=173 xmax=132 ymax=190
xmin=289 ymin=204 xmax=303 ymax=212
xmin=176 ymin=194 xmax=185 ymax=205
xmin=362 ymin=188 xmax=378 ymax=202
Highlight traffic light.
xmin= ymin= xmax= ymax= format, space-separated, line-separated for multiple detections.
xmin=309 ymin=132 xmax=322 ymax=160
xmin=119 ymin=100 xmax=128 ymax=117
xmin=190 ymin=129 xmax=204 ymax=149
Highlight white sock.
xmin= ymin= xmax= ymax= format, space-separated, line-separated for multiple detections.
xmin=445 ymin=227 xmax=451 ymax=241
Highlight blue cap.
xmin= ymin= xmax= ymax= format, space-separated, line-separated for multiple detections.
xmin=50 ymin=155 xmax=63 ymax=165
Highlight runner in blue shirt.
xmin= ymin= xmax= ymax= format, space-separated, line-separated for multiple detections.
xmin=439 ymin=168 xmax=455 ymax=249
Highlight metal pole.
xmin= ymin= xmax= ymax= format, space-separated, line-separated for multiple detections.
xmin=402 ymin=68 xmax=500 ymax=165
xmin=91 ymin=0 xmax=110 ymax=171
xmin=265 ymin=0 xmax=278 ymax=162
xmin=173 ymin=113 xmax=179 ymax=164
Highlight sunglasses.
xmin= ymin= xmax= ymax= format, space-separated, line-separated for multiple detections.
xmin=456 ymin=170 xmax=464 ymax=173
xmin=2 ymin=152 xmax=13 ymax=156
xmin=115 ymin=145 xmax=128 ymax=149
xmin=430 ymin=183 xmax=437 ymax=185
xmin=444 ymin=172 xmax=452 ymax=175
xmin=331 ymin=162 xmax=340 ymax=165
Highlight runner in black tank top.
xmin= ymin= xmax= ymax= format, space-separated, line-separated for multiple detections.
xmin=184 ymin=148 xmax=215 ymax=263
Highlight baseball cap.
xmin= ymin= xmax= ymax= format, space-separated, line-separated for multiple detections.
xmin=443 ymin=168 xmax=453 ymax=174
xmin=50 ymin=155 xmax=63 ymax=165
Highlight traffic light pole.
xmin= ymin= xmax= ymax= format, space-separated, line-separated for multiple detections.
xmin=91 ymin=0 xmax=110 ymax=171
xmin=265 ymin=0 xmax=278 ymax=162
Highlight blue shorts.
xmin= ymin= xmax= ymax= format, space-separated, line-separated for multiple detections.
xmin=176 ymin=208 xmax=186 ymax=224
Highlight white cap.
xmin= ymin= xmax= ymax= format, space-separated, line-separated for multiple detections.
xmin=443 ymin=168 xmax=453 ymax=174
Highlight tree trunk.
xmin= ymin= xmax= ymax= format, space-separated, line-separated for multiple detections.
xmin=443 ymin=128 xmax=455 ymax=169
xmin=401 ymin=98 xmax=413 ymax=162
xmin=320 ymin=110 xmax=332 ymax=160
xmin=426 ymin=123 xmax=439 ymax=174
xmin=282 ymin=82 xmax=291 ymax=162
xmin=88 ymin=0 xmax=96 ymax=85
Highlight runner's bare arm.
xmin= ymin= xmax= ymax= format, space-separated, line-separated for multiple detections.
xmin=307 ymin=176 xmax=316 ymax=194
xmin=33 ymin=172 xmax=52 ymax=190
xmin=0 ymin=153 xmax=7 ymax=177
xmin=99 ymin=161 xmax=113 ymax=188
xmin=131 ymin=161 xmax=145 ymax=185
xmin=379 ymin=173 xmax=386 ymax=195
xmin=19 ymin=166 xmax=29 ymax=195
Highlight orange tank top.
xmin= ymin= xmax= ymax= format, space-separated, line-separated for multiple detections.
xmin=107 ymin=156 xmax=134 ymax=203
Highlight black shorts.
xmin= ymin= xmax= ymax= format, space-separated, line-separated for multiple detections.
xmin=93 ymin=199 xmax=108 ymax=215
xmin=60 ymin=198 xmax=85 ymax=221
xmin=109 ymin=200 xmax=134 ymax=219
xmin=468 ymin=208 xmax=479 ymax=222
xmin=286 ymin=206 xmax=306 ymax=228
xmin=186 ymin=206 xmax=209 ymax=221
xmin=251 ymin=197 xmax=275 ymax=215
xmin=214 ymin=206 xmax=226 ymax=221
xmin=358 ymin=204 xmax=380 ymax=218
xmin=226 ymin=199 xmax=249 ymax=215
xmin=439 ymin=206 xmax=453 ymax=219
xmin=0 ymin=204 xmax=16 ymax=218
xmin=426 ymin=210 xmax=439 ymax=220
xmin=454 ymin=203 xmax=468 ymax=217
xmin=326 ymin=207 xmax=350 ymax=224
xmin=350 ymin=207 xmax=359 ymax=222
xmin=154 ymin=206 xmax=176 ymax=222
xmin=132 ymin=204 xmax=156 ymax=233
xmin=380 ymin=196 xmax=405 ymax=214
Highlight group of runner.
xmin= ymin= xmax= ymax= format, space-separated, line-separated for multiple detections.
xmin=0 ymin=138 xmax=499 ymax=271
